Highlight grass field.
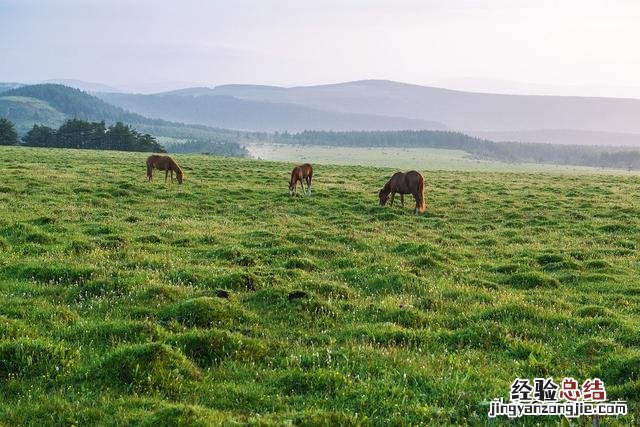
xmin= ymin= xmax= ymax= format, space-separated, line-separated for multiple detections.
xmin=246 ymin=143 xmax=639 ymax=174
xmin=0 ymin=146 xmax=639 ymax=425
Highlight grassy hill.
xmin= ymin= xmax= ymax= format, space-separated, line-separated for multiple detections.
xmin=0 ymin=84 xmax=248 ymax=148
xmin=0 ymin=95 xmax=66 ymax=132
xmin=0 ymin=146 xmax=638 ymax=425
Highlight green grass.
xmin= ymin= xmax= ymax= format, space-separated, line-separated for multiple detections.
xmin=0 ymin=145 xmax=639 ymax=425
xmin=246 ymin=142 xmax=640 ymax=174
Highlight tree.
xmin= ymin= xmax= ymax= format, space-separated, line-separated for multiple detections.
xmin=22 ymin=124 xmax=56 ymax=147
xmin=0 ymin=118 xmax=19 ymax=146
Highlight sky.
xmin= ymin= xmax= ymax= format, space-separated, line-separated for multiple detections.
xmin=1 ymin=0 xmax=640 ymax=95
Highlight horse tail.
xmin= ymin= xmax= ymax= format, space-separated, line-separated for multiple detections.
xmin=418 ymin=174 xmax=426 ymax=213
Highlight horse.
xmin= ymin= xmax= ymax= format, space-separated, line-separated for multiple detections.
xmin=378 ymin=170 xmax=426 ymax=214
xmin=146 ymin=155 xmax=184 ymax=184
xmin=289 ymin=163 xmax=313 ymax=196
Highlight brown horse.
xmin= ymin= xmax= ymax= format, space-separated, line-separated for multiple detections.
xmin=378 ymin=170 xmax=426 ymax=214
xmin=146 ymin=155 xmax=184 ymax=184
xmin=289 ymin=163 xmax=313 ymax=196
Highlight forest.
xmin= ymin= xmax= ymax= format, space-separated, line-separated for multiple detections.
xmin=270 ymin=130 xmax=640 ymax=170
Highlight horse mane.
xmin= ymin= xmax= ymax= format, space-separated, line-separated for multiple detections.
xmin=169 ymin=157 xmax=184 ymax=177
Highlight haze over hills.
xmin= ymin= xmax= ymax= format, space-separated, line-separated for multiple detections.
xmin=93 ymin=79 xmax=640 ymax=145
xmin=97 ymin=91 xmax=447 ymax=132
xmin=209 ymin=80 xmax=640 ymax=134
xmin=42 ymin=79 xmax=122 ymax=94
xmin=433 ymin=77 xmax=640 ymax=100
xmin=5 ymin=79 xmax=640 ymax=146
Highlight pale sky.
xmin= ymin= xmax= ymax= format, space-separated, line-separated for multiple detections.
xmin=1 ymin=0 xmax=640 ymax=95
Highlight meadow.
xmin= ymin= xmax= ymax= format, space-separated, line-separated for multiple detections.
xmin=0 ymin=146 xmax=639 ymax=425
xmin=245 ymin=143 xmax=639 ymax=174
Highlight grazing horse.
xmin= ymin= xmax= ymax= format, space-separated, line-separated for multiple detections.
xmin=146 ymin=155 xmax=184 ymax=184
xmin=289 ymin=163 xmax=313 ymax=196
xmin=378 ymin=170 xmax=426 ymax=214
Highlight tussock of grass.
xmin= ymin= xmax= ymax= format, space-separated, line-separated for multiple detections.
xmin=0 ymin=316 xmax=34 ymax=339
xmin=159 ymin=297 xmax=251 ymax=328
xmin=575 ymin=305 xmax=613 ymax=318
xmin=284 ymin=257 xmax=317 ymax=271
xmin=167 ymin=329 xmax=266 ymax=367
xmin=2 ymin=262 xmax=95 ymax=285
xmin=0 ymin=339 xmax=78 ymax=379
xmin=277 ymin=369 xmax=352 ymax=395
xmin=139 ymin=404 xmax=234 ymax=426
xmin=88 ymin=343 xmax=201 ymax=393
xmin=64 ymin=320 xmax=162 ymax=347
xmin=501 ymin=271 xmax=560 ymax=289
xmin=595 ymin=353 xmax=640 ymax=385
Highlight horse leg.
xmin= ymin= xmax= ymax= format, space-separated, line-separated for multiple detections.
xmin=389 ymin=192 xmax=395 ymax=207
xmin=171 ymin=170 xmax=174 ymax=183
xmin=306 ymin=177 xmax=311 ymax=195
xmin=299 ymin=179 xmax=305 ymax=196
xmin=413 ymin=192 xmax=420 ymax=214
xmin=165 ymin=169 xmax=168 ymax=183
xmin=400 ymin=193 xmax=404 ymax=207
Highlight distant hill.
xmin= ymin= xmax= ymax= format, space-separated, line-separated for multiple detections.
xmin=42 ymin=79 xmax=121 ymax=93
xmin=97 ymin=91 xmax=448 ymax=132
xmin=0 ymin=84 xmax=245 ymax=144
xmin=209 ymin=80 xmax=640 ymax=137
xmin=2 ymin=84 xmax=145 ymax=127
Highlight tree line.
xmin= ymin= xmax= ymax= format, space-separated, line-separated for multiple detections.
xmin=0 ymin=118 xmax=165 ymax=152
xmin=164 ymin=139 xmax=249 ymax=157
xmin=270 ymin=130 xmax=640 ymax=171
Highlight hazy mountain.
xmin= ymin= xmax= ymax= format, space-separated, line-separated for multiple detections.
xmin=434 ymin=77 xmax=640 ymax=99
xmin=97 ymin=91 xmax=447 ymax=132
xmin=42 ymin=79 xmax=121 ymax=93
xmin=209 ymin=79 xmax=640 ymax=135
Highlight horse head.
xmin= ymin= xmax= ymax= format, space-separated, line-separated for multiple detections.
xmin=378 ymin=187 xmax=390 ymax=206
